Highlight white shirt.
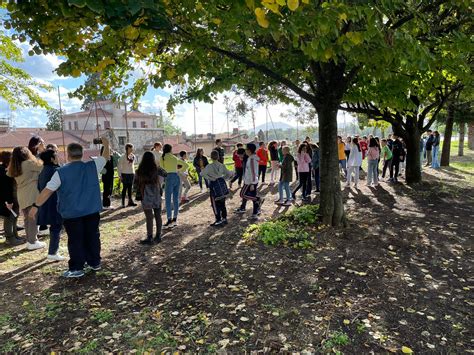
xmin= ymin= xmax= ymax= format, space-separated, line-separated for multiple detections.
xmin=243 ymin=155 xmax=259 ymax=185
xmin=46 ymin=157 xmax=107 ymax=192
xmin=347 ymin=146 xmax=363 ymax=167
xmin=153 ymin=151 xmax=162 ymax=166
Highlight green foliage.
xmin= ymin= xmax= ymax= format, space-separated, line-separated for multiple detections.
xmin=45 ymin=108 xmax=63 ymax=131
xmin=79 ymin=73 xmax=114 ymax=110
xmin=91 ymin=309 xmax=113 ymax=323
xmin=157 ymin=109 xmax=181 ymax=135
xmin=78 ymin=340 xmax=99 ymax=353
xmin=243 ymin=204 xmax=320 ymax=249
xmin=323 ymin=330 xmax=350 ymax=350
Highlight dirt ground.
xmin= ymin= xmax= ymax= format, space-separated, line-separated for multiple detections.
xmin=0 ymin=155 xmax=473 ymax=353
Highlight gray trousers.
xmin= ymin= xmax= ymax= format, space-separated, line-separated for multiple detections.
xmin=22 ymin=206 xmax=38 ymax=243
xmin=1 ymin=214 xmax=18 ymax=239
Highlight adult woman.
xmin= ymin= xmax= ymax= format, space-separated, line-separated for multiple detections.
xmin=193 ymin=148 xmax=209 ymax=192
xmin=0 ymin=151 xmax=24 ymax=246
xmin=291 ymin=144 xmax=312 ymax=201
xmin=310 ymin=143 xmax=320 ymax=192
xmin=37 ymin=149 xmax=65 ymax=260
xmin=117 ymin=143 xmax=137 ymax=208
xmin=344 ymin=137 xmax=351 ymax=160
xmin=135 ymin=151 xmax=167 ymax=244
xmin=161 ymin=144 xmax=185 ymax=227
xmin=7 ymin=147 xmax=45 ymax=250
xmin=345 ymin=138 xmax=363 ymax=188
xmin=431 ymin=131 xmax=441 ymax=169
xmin=28 ymin=136 xmax=46 ymax=157
xmin=366 ymin=137 xmax=380 ymax=187
xmin=268 ymin=141 xmax=280 ymax=184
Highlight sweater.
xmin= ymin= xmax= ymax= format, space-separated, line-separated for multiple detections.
xmin=232 ymin=150 xmax=243 ymax=168
xmin=243 ymin=155 xmax=259 ymax=185
xmin=201 ymin=161 xmax=233 ymax=182
xmin=296 ymin=152 xmax=311 ymax=173
xmin=381 ymin=145 xmax=393 ymax=160
xmin=280 ymin=154 xmax=295 ymax=182
xmin=9 ymin=159 xmax=43 ymax=210
xmin=269 ymin=145 xmax=279 ymax=161
xmin=367 ymin=146 xmax=380 ymax=161
xmin=117 ymin=154 xmax=135 ymax=175
xmin=347 ymin=146 xmax=363 ymax=167
xmin=256 ymin=147 xmax=269 ymax=166
xmin=161 ymin=153 xmax=186 ymax=173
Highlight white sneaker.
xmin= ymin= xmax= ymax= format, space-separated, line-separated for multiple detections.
xmin=47 ymin=254 xmax=66 ymax=261
xmin=27 ymin=241 xmax=46 ymax=250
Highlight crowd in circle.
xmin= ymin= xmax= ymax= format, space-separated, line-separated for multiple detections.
xmin=0 ymin=130 xmax=440 ymax=278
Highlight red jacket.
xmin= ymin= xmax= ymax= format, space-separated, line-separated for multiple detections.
xmin=256 ymin=147 xmax=269 ymax=166
xmin=233 ymin=150 xmax=243 ymax=168
xmin=359 ymin=141 xmax=368 ymax=159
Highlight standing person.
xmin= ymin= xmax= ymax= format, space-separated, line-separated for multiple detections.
xmin=344 ymin=136 xmax=351 ymax=160
xmin=117 ymin=143 xmax=137 ymax=208
xmin=229 ymin=143 xmax=244 ymax=189
xmin=431 ymin=131 xmax=441 ymax=169
xmin=0 ymin=151 xmax=25 ymax=246
xmin=30 ymin=138 xmax=110 ymax=278
xmin=201 ymin=150 xmax=233 ymax=226
xmin=256 ymin=141 xmax=269 ymax=184
xmin=161 ymin=144 xmax=185 ymax=227
xmin=152 ymin=142 xmax=163 ymax=165
xmin=366 ymin=137 xmax=380 ymax=187
xmin=178 ymin=151 xmax=191 ymax=203
xmin=275 ymin=146 xmax=294 ymax=205
xmin=338 ymin=136 xmax=347 ymax=177
xmin=7 ymin=147 xmax=45 ymax=250
xmin=291 ymin=144 xmax=312 ymax=201
xmin=345 ymin=138 xmax=363 ymax=188
xmin=101 ymin=146 xmax=118 ymax=209
xmin=424 ymin=130 xmax=434 ymax=166
xmin=277 ymin=140 xmax=286 ymax=163
xmin=381 ymin=139 xmax=393 ymax=180
xmin=293 ymin=139 xmax=300 ymax=180
xmin=268 ymin=141 xmax=280 ymax=185
xmin=28 ymin=136 xmax=46 ymax=157
xmin=37 ymin=149 xmax=65 ymax=261
xmin=235 ymin=143 xmax=264 ymax=218
xmin=193 ymin=148 xmax=209 ymax=192
xmin=214 ymin=139 xmax=225 ymax=164
xmin=135 ymin=151 xmax=167 ymax=245
xmin=390 ymin=135 xmax=405 ymax=183
xmin=311 ymin=143 xmax=320 ymax=192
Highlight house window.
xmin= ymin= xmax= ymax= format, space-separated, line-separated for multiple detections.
xmin=118 ymin=136 xmax=126 ymax=146
xmin=74 ymin=121 xmax=78 ymax=130
xmin=141 ymin=121 xmax=146 ymax=128
xmin=68 ymin=122 xmax=72 ymax=130
xmin=132 ymin=121 xmax=137 ymax=128
xmin=104 ymin=121 xmax=110 ymax=129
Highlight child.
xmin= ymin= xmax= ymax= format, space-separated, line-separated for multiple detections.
xmin=37 ymin=149 xmax=65 ymax=260
xmin=135 ymin=151 xmax=167 ymax=244
xmin=338 ymin=136 xmax=347 ymax=177
xmin=275 ymin=146 xmax=294 ymax=206
xmin=235 ymin=143 xmax=264 ymax=218
xmin=292 ymin=144 xmax=312 ymax=201
xmin=193 ymin=148 xmax=209 ymax=192
xmin=366 ymin=137 xmax=380 ymax=187
xmin=201 ymin=150 xmax=233 ymax=226
xmin=381 ymin=138 xmax=393 ymax=179
xmin=178 ymin=151 xmax=191 ymax=203
xmin=310 ymin=143 xmax=320 ymax=192
xmin=117 ymin=143 xmax=137 ymax=208
xmin=0 ymin=151 xmax=24 ymax=246
xmin=268 ymin=141 xmax=279 ymax=184
xmin=229 ymin=143 xmax=244 ymax=188
xmin=256 ymin=141 xmax=269 ymax=184
xmin=346 ymin=137 xmax=363 ymax=188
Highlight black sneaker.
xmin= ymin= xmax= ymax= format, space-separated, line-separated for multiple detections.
xmin=164 ymin=219 xmax=173 ymax=228
xmin=222 ymin=219 xmax=228 ymax=225
xmin=139 ymin=236 xmax=153 ymax=245
xmin=154 ymin=235 xmax=162 ymax=244
xmin=6 ymin=237 xmax=26 ymax=246
xmin=171 ymin=218 xmax=177 ymax=227
xmin=210 ymin=220 xmax=221 ymax=227
xmin=128 ymin=201 xmax=138 ymax=207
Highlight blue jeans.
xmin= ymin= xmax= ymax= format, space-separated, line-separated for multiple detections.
xmin=432 ymin=145 xmax=440 ymax=168
xmin=367 ymin=160 xmax=379 ymax=185
xmin=278 ymin=181 xmax=291 ymax=201
xmin=164 ymin=173 xmax=180 ymax=220
xmin=48 ymin=224 xmax=62 ymax=255
xmin=339 ymin=159 xmax=347 ymax=176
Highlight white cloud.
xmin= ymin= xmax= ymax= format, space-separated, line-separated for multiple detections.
xmin=14 ymin=43 xmax=66 ymax=81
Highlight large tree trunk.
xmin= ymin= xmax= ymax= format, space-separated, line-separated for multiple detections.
xmin=458 ymin=122 xmax=465 ymax=156
xmin=440 ymin=103 xmax=455 ymax=166
xmin=468 ymin=122 xmax=474 ymax=150
xmin=404 ymin=124 xmax=422 ymax=184
xmin=317 ymin=103 xmax=346 ymax=227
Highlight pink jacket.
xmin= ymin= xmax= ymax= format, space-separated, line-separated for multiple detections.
xmin=367 ymin=147 xmax=380 ymax=161
xmin=296 ymin=153 xmax=311 ymax=172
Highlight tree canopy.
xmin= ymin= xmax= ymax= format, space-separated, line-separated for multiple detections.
xmin=45 ymin=108 xmax=63 ymax=131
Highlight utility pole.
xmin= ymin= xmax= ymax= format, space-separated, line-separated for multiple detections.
xmin=124 ymin=100 xmax=130 ymax=142
xmin=265 ymin=105 xmax=268 ymax=141
xmin=211 ymin=103 xmax=214 ymax=135
xmin=193 ymin=101 xmax=197 ymax=150
xmin=57 ymin=86 xmax=66 ymax=161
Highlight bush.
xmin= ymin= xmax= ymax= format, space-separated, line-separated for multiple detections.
xmin=283 ymin=204 xmax=320 ymax=225
xmin=243 ymin=220 xmax=314 ymax=249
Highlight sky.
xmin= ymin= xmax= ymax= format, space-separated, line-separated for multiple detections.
xmin=0 ymin=17 xmax=355 ymax=135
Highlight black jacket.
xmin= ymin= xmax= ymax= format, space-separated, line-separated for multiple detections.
xmin=425 ymin=135 xmax=434 ymax=150
xmin=0 ymin=165 xmax=15 ymax=217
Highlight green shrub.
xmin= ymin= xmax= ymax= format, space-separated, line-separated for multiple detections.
xmin=243 ymin=220 xmax=313 ymax=249
xmin=283 ymin=204 xmax=320 ymax=225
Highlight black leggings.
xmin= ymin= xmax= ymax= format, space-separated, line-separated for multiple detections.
xmin=121 ymin=183 xmax=133 ymax=203
xmin=144 ymin=208 xmax=162 ymax=238
xmin=382 ymin=159 xmax=392 ymax=178
xmin=258 ymin=165 xmax=267 ymax=183
xmin=390 ymin=159 xmax=400 ymax=179
xmin=293 ymin=172 xmax=310 ymax=197
xmin=230 ymin=167 xmax=243 ymax=185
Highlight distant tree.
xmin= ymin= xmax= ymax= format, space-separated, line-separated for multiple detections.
xmin=157 ymin=109 xmax=181 ymax=136
xmin=78 ymin=73 xmax=114 ymax=110
xmin=45 ymin=108 xmax=63 ymax=131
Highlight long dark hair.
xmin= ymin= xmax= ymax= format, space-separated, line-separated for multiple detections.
xmin=28 ymin=136 xmax=44 ymax=156
xmin=352 ymin=137 xmax=361 ymax=152
xmin=297 ymin=143 xmax=307 ymax=154
xmin=8 ymin=146 xmax=42 ymax=177
xmin=136 ymin=151 xmax=159 ymax=186
xmin=162 ymin=143 xmax=172 ymax=161
xmin=267 ymin=141 xmax=277 ymax=151
xmin=369 ymin=137 xmax=378 ymax=148
xmin=39 ymin=149 xmax=58 ymax=166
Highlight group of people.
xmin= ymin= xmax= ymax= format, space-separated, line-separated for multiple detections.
xmin=1 ymin=130 xmax=441 ymax=278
